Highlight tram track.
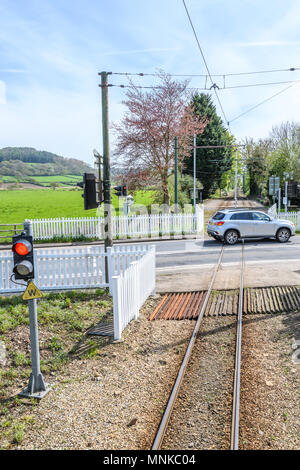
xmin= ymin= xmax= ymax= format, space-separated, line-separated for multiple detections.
xmin=151 ymin=242 xmax=245 ymax=451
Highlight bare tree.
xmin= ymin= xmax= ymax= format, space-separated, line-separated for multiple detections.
xmin=113 ymin=71 xmax=207 ymax=204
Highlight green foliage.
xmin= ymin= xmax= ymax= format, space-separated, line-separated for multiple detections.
xmin=168 ymin=173 xmax=201 ymax=206
xmin=241 ymin=122 xmax=300 ymax=200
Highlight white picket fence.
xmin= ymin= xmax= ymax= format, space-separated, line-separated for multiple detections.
xmin=0 ymin=244 xmax=155 ymax=295
xmin=26 ymin=206 xmax=204 ymax=241
xmin=0 ymin=244 xmax=156 ymax=340
xmin=112 ymin=247 xmax=156 ymax=340
xmin=279 ymin=211 xmax=300 ymax=228
xmin=268 ymin=204 xmax=300 ymax=229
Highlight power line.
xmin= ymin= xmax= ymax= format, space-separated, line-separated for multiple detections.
xmin=181 ymin=0 xmax=230 ymax=129
xmin=228 ymin=79 xmax=300 ymax=124
xmin=111 ymin=66 xmax=300 ymax=79
xmin=110 ymin=79 xmax=300 ymax=92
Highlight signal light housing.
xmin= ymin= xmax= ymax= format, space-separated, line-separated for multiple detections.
xmin=114 ymin=185 xmax=127 ymax=197
xmin=78 ymin=173 xmax=98 ymax=210
xmin=12 ymin=234 xmax=34 ymax=280
xmin=114 ymin=185 xmax=123 ymax=197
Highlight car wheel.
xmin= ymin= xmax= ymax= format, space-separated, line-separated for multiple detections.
xmin=276 ymin=228 xmax=291 ymax=243
xmin=224 ymin=230 xmax=239 ymax=245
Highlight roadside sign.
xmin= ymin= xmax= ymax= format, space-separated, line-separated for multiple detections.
xmin=269 ymin=176 xmax=280 ymax=196
xmin=22 ymin=281 xmax=43 ymax=301
xmin=287 ymin=181 xmax=298 ymax=198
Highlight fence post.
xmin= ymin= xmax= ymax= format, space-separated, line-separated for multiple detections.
xmin=133 ymin=261 xmax=140 ymax=320
xmin=112 ymin=276 xmax=122 ymax=341
xmin=151 ymin=245 xmax=156 ymax=296
xmin=107 ymin=247 xmax=112 ymax=294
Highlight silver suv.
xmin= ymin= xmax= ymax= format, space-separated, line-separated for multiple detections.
xmin=207 ymin=209 xmax=296 ymax=245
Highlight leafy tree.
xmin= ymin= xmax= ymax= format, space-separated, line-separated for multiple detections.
xmin=183 ymin=93 xmax=233 ymax=199
xmin=268 ymin=121 xmax=300 ymax=181
xmin=241 ymin=138 xmax=268 ymax=197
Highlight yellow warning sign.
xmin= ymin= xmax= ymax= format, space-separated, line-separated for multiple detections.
xmin=22 ymin=282 xmax=43 ymax=300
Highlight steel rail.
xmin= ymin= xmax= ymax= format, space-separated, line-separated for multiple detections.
xmin=151 ymin=245 xmax=225 ymax=450
xmin=230 ymin=240 xmax=245 ymax=450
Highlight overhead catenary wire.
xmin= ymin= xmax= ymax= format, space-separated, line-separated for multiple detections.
xmin=111 ymin=66 xmax=300 ymax=79
xmin=228 ymin=79 xmax=300 ymax=124
xmin=181 ymin=0 xmax=230 ymax=129
xmin=110 ymin=78 xmax=300 ymax=92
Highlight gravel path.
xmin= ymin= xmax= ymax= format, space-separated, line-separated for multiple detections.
xmin=161 ymin=316 xmax=236 ymax=450
xmin=240 ymin=312 xmax=300 ymax=449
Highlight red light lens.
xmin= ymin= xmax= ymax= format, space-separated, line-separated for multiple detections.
xmin=14 ymin=242 xmax=29 ymax=256
xmin=216 ymin=221 xmax=225 ymax=226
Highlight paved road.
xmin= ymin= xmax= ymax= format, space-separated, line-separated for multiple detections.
xmin=135 ymin=235 xmax=300 ymax=271
xmin=3 ymin=233 xmax=299 ymax=273
xmin=11 ymin=234 xmax=299 ymax=271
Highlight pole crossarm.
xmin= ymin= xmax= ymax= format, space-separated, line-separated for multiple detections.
xmin=195 ymin=144 xmax=246 ymax=149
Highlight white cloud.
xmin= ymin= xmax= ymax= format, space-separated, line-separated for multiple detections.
xmin=0 ymin=81 xmax=6 ymax=104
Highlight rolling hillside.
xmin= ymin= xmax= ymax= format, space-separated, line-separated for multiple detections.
xmin=0 ymin=147 xmax=94 ymax=187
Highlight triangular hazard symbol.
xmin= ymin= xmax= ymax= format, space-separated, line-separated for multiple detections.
xmin=22 ymin=282 xmax=43 ymax=300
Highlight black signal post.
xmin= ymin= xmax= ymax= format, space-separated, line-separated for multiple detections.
xmin=13 ymin=222 xmax=52 ymax=399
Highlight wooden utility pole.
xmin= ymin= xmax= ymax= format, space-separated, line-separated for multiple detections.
xmin=234 ymin=148 xmax=238 ymax=208
xmin=174 ymin=137 xmax=178 ymax=210
xmin=193 ymin=134 xmax=196 ymax=212
xmin=100 ymin=71 xmax=113 ymax=283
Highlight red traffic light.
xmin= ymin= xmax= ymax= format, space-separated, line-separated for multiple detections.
xmin=13 ymin=239 xmax=32 ymax=256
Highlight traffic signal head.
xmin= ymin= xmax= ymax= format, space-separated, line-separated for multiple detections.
xmin=114 ymin=185 xmax=127 ymax=197
xmin=12 ymin=233 xmax=34 ymax=280
xmin=81 ymin=173 xmax=98 ymax=210
xmin=114 ymin=185 xmax=123 ymax=197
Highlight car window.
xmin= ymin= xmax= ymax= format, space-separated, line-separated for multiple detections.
xmin=252 ymin=212 xmax=270 ymax=221
xmin=212 ymin=212 xmax=225 ymax=220
xmin=230 ymin=212 xmax=253 ymax=220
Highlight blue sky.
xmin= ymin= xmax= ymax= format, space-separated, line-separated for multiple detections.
xmin=1 ymin=0 xmax=300 ymax=165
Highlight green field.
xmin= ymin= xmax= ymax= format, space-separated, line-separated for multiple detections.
xmin=32 ymin=175 xmax=80 ymax=185
xmin=0 ymin=189 xmax=158 ymax=226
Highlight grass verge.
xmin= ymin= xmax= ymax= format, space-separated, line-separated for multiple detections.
xmin=0 ymin=288 xmax=113 ymax=449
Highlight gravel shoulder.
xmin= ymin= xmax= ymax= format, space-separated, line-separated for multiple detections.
xmin=13 ymin=297 xmax=195 ymax=450
xmin=240 ymin=312 xmax=300 ymax=450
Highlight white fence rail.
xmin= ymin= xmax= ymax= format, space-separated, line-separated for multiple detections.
xmin=112 ymin=246 xmax=156 ymax=340
xmin=27 ymin=206 xmax=204 ymax=241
